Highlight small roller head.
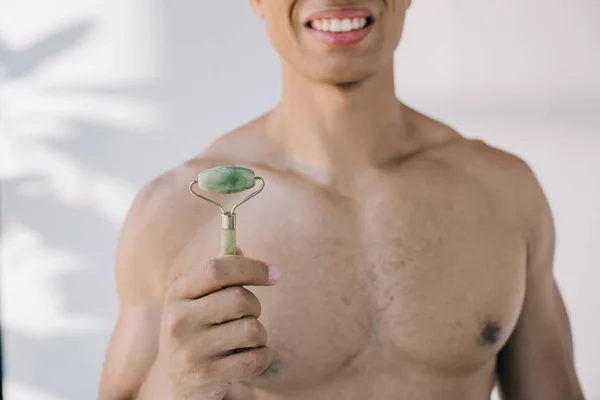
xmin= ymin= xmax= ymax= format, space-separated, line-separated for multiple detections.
xmin=197 ymin=166 xmax=256 ymax=194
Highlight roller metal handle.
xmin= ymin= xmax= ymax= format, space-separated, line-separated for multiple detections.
xmin=189 ymin=167 xmax=265 ymax=256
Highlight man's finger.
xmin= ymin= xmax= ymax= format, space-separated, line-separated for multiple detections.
xmin=199 ymin=316 xmax=267 ymax=357
xmin=189 ymin=286 xmax=262 ymax=326
xmin=169 ymin=257 xmax=280 ymax=300
xmin=208 ymin=347 xmax=273 ymax=382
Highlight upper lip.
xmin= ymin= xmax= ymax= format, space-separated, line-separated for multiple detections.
xmin=304 ymin=7 xmax=374 ymax=26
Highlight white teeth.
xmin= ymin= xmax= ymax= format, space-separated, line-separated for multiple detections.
xmin=330 ymin=19 xmax=341 ymax=32
xmin=341 ymin=18 xmax=352 ymax=31
xmin=310 ymin=17 xmax=369 ymax=32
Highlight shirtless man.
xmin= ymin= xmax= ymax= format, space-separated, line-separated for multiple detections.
xmin=98 ymin=1 xmax=585 ymax=399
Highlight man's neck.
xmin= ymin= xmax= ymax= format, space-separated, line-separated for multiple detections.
xmin=266 ymin=61 xmax=412 ymax=174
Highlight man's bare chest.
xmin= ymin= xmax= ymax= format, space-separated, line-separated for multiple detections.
xmin=181 ymin=165 xmax=528 ymax=391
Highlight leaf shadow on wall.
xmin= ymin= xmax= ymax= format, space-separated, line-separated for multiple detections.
xmin=1 ymin=20 xmax=208 ymax=400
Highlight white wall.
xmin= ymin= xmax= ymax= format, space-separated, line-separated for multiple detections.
xmin=1 ymin=1 xmax=598 ymax=399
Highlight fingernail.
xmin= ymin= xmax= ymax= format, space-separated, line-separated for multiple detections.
xmin=268 ymin=266 xmax=281 ymax=283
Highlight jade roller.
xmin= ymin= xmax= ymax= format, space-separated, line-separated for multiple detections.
xmin=189 ymin=166 xmax=265 ymax=255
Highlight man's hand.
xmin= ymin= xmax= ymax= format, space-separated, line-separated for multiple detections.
xmin=139 ymin=248 xmax=280 ymax=400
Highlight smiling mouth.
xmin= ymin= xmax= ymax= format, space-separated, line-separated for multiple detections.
xmin=306 ymin=16 xmax=374 ymax=33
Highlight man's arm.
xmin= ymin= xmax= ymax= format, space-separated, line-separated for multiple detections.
xmin=497 ymin=168 xmax=585 ymax=400
xmin=98 ymin=165 xmax=212 ymax=399
xmin=97 ymin=177 xmax=167 ymax=400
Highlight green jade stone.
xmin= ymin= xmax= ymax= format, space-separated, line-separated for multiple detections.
xmin=197 ymin=166 xmax=256 ymax=194
xmin=221 ymin=228 xmax=237 ymax=256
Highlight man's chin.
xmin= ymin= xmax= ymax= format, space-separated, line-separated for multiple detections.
xmin=306 ymin=65 xmax=377 ymax=87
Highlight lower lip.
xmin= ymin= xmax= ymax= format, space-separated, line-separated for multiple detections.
xmin=307 ymin=24 xmax=373 ymax=46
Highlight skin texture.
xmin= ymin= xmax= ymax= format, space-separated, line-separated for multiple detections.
xmin=98 ymin=1 xmax=585 ymax=399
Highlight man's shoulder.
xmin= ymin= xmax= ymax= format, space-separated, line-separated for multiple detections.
xmin=114 ymin=155 xmax=237 ymax=300
xmin=448 ymin=138 xmax=544 ymax=196
xmin=128 ymin=155 xmax=237 ymax=226
xmin=128 ymin=112 xmax=272 ymax=227
xmin=449 ymin=138 xmax=553 ymax=245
